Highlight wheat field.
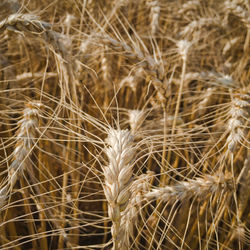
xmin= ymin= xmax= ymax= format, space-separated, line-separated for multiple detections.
xmin=0 ymin=0 xmax=249 ymax=249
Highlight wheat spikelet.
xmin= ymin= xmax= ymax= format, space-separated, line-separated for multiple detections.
xmin=128 ymin=109 xmax=146 ymax=135
xmin=147 ymin=1 xmax=160 ymax=36
xmin=64 ymin=13 xmax=76 ymax=35
xmin=180 ymin=17 xmax=222 ymax=37
xmin=159 ymin=115 xmax=184 ymax=127
xmin=178 ymin=0 xmax=200 ymax=14
xmin=101 ymin=47 xmax=112 ymax=83
xmin=237 ymin=156 xmax=250 ymax=219
xmin=0 ymin=185 xmax=8 ymax=209
xmin=231 ymin=223 xmax=248 ymax=245
xmin=119 ymin=67 xmax=144 ymax=92
xmin=224 ymin=0 xmax=250 ymax=28
xmin=211 ymin=72 xmax=235 ymax=86
xmin=16 ymin=72 xmax=57 ymax=80
xmin=176 ymin=40 xmax=191 ymax=62
xmin=196 ymin=87 xmax=215 ymax=116
xmin=223 ymin=37 xmax=241 ymax=55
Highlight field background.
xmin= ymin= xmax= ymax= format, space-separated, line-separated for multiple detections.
xmin=0 ymin=0 xmax=249 ymax=249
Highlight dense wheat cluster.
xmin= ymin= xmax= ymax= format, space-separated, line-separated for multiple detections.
xmin=0 ymin=0 xmax=249 ymax=249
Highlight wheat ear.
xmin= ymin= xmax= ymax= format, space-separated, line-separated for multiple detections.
xmin=226 ymin=94 xmax=249 ymax=153
xmin=0 ymin=14 xmax=78 ymax=103
xmin=0 ymin=14 xmax=69 ymax=54
xmin=0 ymin=102 xmax=42 ymax=208
xmin=103 ymin=128 xmax=135 ymax=250
xmin=119 ymin=172 xmax=153 ymax=249
xmin=145 ymin=173 xmax=233 ymax=203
